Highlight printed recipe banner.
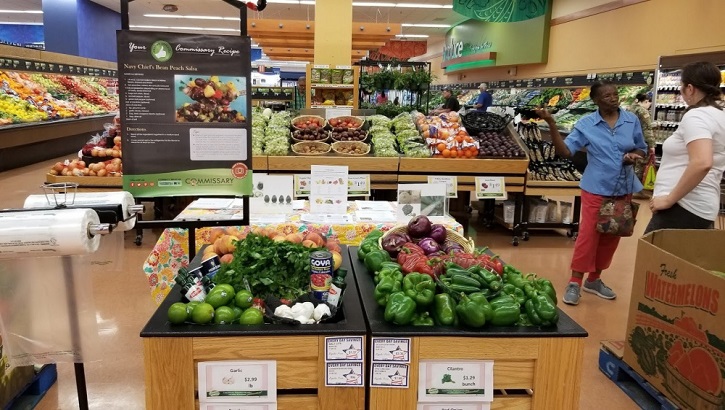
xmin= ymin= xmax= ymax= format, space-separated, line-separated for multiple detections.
xmin=117 ymin=31 xmax=253 ymax=197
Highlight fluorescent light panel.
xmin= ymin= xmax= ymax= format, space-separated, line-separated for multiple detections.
xmin=396 ymin=34 xmax=429 ymax=38
xmin=130 ymin=24 xmax=239 ymax=32
xmin=0 ymin=22 xmax=43 ymax=25
xmin=402 ymin=23 xmax=450 ymax=28
xmin=144 ymin=13 xmax=241 ymax=21
xmin=0 ymin=10 xmax=43 ymax=14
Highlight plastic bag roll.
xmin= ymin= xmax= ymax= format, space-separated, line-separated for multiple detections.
xmin=23 ymin=191 xmax=137 ymax=231
xmin=0 ymin=209 xmax=101 ymax=259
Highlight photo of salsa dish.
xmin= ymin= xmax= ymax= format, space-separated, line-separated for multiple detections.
xmin=175 ymin=75 xmax=246 ymax=123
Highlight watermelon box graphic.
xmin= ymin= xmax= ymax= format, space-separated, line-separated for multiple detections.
xmin=624 ymin=230 xmax=725 ymax=410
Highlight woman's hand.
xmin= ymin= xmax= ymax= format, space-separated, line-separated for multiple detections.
xmin=534 ymin=107 xmax=554 ymax=122
xmin=649 ymin=195 xmax=674 ymax=212
xmin=623 ymin=152 xmax=643 ymax=165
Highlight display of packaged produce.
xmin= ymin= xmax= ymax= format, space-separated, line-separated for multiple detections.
xmin=368 ymin=122 xmax=399 ymax=157
xmin=358 ymin=219 xmax=560 ymax=328
xmin=518 ymin=121 xmax=581 ymax=182
xmin=0 ymin=70 xmax=118 ymax=125
xmin=392 ymin=113 xmax=429 ymax=158
xmin=48 ymin=115 xmax=124 ymax=177
xmin=412 ymin=111 xmax=479 ymax=159
xmin=331 ymin=127 xmax=367 ymax=142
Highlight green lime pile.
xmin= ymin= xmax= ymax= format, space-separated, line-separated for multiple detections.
xmin=166 ymin=286 xmax=263 ymax=325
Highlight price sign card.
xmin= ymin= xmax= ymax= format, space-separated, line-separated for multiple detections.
xmin=418 ymin=360 xmax=493 ymax=403
xmin=474 ymin=177 xmax=506 ymax=200
xmin=372 ymin=338 xmax=411 ymax=362
xmin=348 ymin=174 xmax=371 ymax=196
xmin=325 ymin=336 xmax=364 ymax=361
xmin=200 ymin=404 xmax=277 ymax=410
xmin=198 ymin=360 xmax=276 ymax=403
xmin=428 ymin=176 xmax=458 ymax=198
xmin=416 ymin=403 xmax=490 ymax=410
xmin=310 ymin=165 xmax=348 ymax=214
xmin=325 ymin=362 xmax=364 ymax=387
xmin=294 ymin=174 xmax=311 ymax=197
xmin=371 ymin=363 xmax=410 ymax=388
xmin=397 ymin=183 xmax=447 ymax=223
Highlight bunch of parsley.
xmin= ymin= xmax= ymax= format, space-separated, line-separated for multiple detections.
xmin=213 ymin=234 xmax=312 ymax=300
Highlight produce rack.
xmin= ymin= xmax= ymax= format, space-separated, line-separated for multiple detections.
xmin=356 ymin=60 xmax=432 ymax=113
xmin=140 ymin=246 xmax=367 ymax=410
xmin=348 ymin=247 xmax=588 ymax=409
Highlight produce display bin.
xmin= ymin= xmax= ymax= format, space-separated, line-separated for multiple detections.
xmin=44 ymin=174 xmax=122 ymax=188
xmin=140 ymin=246 xmax=367 ymax=410
xmin=348 ymin=247 xmax=588 ymax=410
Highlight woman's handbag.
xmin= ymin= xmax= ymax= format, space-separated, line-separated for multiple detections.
xmin=596 ymin=167 xmax=640 ymax=237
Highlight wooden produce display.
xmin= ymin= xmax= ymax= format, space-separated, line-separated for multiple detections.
xmin=140 ymin=247 xmax=367 ymax=410
xmin=267 ymin=154 xmax=399 ymax=190
xmin=348 ymin=247 xmax=587 ymax=410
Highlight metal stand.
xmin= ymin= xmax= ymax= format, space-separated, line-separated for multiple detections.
xmin=63 ymin=256 xmax=89 ymax=410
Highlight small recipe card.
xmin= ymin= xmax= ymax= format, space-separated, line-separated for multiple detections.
xmin=310 ymin=165 xmax=348 ymax=214
xmin=296 ymin=174 xmax=370 ymax=197
xmin=198 ymin=360 xmax=276 ymax=404
xmin=418 ymin=360 xmax=493 ymax=403
xmin=428 ymin=176 xmax=458 ymax=198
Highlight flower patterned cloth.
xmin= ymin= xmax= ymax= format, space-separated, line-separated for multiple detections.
xmin=144 ymin=202 xmax=464 ymax=305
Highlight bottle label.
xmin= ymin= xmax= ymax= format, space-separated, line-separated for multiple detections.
xmin=327 ymin=283 xmax=342 ymax=307
xmin=185 ymin=281 xmax=207 ymax=302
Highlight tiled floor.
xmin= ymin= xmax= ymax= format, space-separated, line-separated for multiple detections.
xmin=0 ymin=154 xmax=677 ymax=409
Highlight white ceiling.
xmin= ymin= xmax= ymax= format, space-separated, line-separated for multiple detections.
xmin=0 ymin=0 xmax=463 ymax=38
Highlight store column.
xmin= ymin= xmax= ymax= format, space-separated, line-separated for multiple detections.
xmin=314 ymin=0 xmax=352 ymax=65
xmin=42 ymin=0 xmax=120 ymax=62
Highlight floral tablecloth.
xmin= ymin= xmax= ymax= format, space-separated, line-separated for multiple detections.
xmin=144 ymin=202 xmax=464 ymax=305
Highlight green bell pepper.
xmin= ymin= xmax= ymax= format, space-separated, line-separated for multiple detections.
xmin=384 ymin=292 xmax=417 ymax=325
xmin=374 ymin=277 xmax=402 ymax=306
xmin=468 ymin=292 xmax=493 ymax=322
xmin=450 ymin=274 xmax=482 ymax=288
xmin=456 ymin=293 xmax=487 ymax=328
xmin=364 ymin=249 xmax=390 ymax=273
xmin=358 ymin=239 xmax=382 ymax=262
xmin=374 ymin=268 xmax=404 ymax=284
xmin=412 ymin=311 xmax=435 ymax=326
xmin=364 ymin=229 xmax=384 ymax=242
xmin=469 ymin=266 xmax=502 ymax=292
xmin=502 ymin=283 xmax=526 ymax=305
xmin=432 ymin=293 xmax=458 ymax=326
xmin=524 ymin=299 xmax=543 ymax=326
xmin=380 ymin=261 xmax=402 ymax=272
xmin=402 ymin=273 xmax=436 ymax=307
xmin=490 ymin=302 xmax=521 ymax=326
xmin=441 ymin=277 xmax=480 ymax=294
xmin=532 ymin=294 xmax=558 ymax=322
xmin=535 ymin=278 xmax=557 ymax=303
xmin=517 ymin=313 xmax=533 ymax=326
xmin=504 ymin=272 xmax=528 ymax=290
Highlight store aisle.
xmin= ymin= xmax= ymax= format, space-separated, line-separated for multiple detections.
xmin=0 ymin=156 xmax=644 ymax=409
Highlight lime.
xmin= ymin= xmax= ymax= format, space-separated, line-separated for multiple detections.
xmin=214 ymin=284 xmax=235 ymax=295
xmin=239 ymin=307 xmax=264 ymax=325
xmin=167 ymin=302 xmax=189 ymax=324
xmin=232 ymin=306 xmax=244 ymax=320
xmin=191 ymin=302 xmax=215 ymax=324
xmin=214 ymin=306 xmax=236 ymax=324
xmin=234 ymin=289 xmax=254 ymax=309
xmin=186 ymin=301 xmax=201 ymax=315
xmin=205 ymin=289 xmax=234 ymax=308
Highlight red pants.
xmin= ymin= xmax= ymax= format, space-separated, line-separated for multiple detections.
xmin=570 ymin=190 xmax=625 ymax=273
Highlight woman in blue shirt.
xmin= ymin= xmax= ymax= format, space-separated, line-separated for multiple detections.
xmin=536 ymin=81 xmax=647 ymax=306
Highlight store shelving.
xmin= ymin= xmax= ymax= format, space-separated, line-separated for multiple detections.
xmin=305 ymin=64 xmax=360 ymax=110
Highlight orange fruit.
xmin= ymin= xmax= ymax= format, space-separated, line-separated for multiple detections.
xmin=450 ymin=149 xmax=458 ymax=158
xmin=441 ymin=149 xmax=451 ymax=158
xmin=436 ymin=143 xmax=446 ymax=153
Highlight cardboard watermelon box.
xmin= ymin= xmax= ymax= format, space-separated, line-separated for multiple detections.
xmin=624 ymin=229 xmax=725 ymax=410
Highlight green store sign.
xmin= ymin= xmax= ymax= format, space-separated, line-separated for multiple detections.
xmin=453 ymin=0 xmax=550 ymax=23
xmin=443 ymin=4 xmax=552 ymax=73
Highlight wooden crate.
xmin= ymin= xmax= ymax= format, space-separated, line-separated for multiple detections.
xmin=349 ymin=247 xmax=588 ymax=410
xmin=141 ymin=247 xmax=367 ymax=410
xmin=45 ymin=173 xmax=122 ymax=188
xmin=267 ymin=155 xmax=399 ymax=173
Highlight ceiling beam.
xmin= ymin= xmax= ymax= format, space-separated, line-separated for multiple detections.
xmin=248 ymin=20 xmax=401 ymax=40
xmin=263 ymin=48 xmax=367 ymax=58
xmin=255 ymin=38 xmax=386 ymax=50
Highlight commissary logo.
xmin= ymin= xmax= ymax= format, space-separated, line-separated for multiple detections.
xmin=185 ymin=177 xmax=234 ymax=187
xmin=175 ymin=44 xmax=241 ymax=57
xmin=151 ymin=41 xmax=173 ymax=62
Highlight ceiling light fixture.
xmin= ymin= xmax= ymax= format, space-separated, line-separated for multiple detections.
xmin=401 ymin=23 xmax=450 ymax=28
xmin=0 ymin=21 xmax=43 ymax=25
xmin=395 ymin=34 xmax=429 ymax=38
xmin=144 ymin=13 xmax=241 ymax=21
xmin=130 ymin=24 xmax=239 ymax=32
xmin=0 ymin=10 xmax=43 ymax=14
xmin=162 ymin=4 xmax=179 ymax=12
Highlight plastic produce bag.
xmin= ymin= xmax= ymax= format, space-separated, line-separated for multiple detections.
xmin=0 ymin=255 xmax=100 ymax=366
xmin=642 ymin=152 xmax=656 ymax=190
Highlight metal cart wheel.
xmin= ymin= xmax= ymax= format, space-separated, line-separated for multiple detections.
xmin=512 ymin=236 xmax=520 ymax=246
xmin=522 ymin=231 xmax=530 ymax=241
xmin=566 ymin=230 xmax=574 ymax=238
xmin=135 ymin=235 xmax=143 ymax=246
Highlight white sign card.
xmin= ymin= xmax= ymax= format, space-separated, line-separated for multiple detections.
xmin=197 ymin=360 xmax=277 ymax=403
xmin=325 ymin=362 xmax=364 ymax=387
xmin=310 ymin=165 xmax=348 ymax=214
xmin=417 ymin=360 xmax=493 ymax=403
xmin=371 ymin=363 xmax=410 ymax=388
xmin=372 ymin=338 xmax=411 ymax=362
xmin=354 ymin=210 xmax=397 ymax=223
xmin=200 ymin=404 xmax=277 ymax=410
xmin=355 ymin=201 xmax=394 ymax=212
xmin=397 ymin=183 xmax=447 ymax=223
xmin=325 ymin=336 xmax=364 ymax=361
xmin=296 ymin=174 xmax=369 ymax=197
xmin=427 ymin=176 xmax=458 ymax=198
xmin=325 ymin=108 xmax=352 ymax=119
xmin=348 ymin=174 xmax=371 ymax=196
xmin=474 ymin=177 xmax=506 ymax=200
xmin=416 ymin=403 xmax=490 ymax=410
xmin=251 ymin=174 xmax=294 ymax=214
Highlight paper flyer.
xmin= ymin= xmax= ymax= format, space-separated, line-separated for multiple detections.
xmin=310 ymin=165 xmax=348 ymax=214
